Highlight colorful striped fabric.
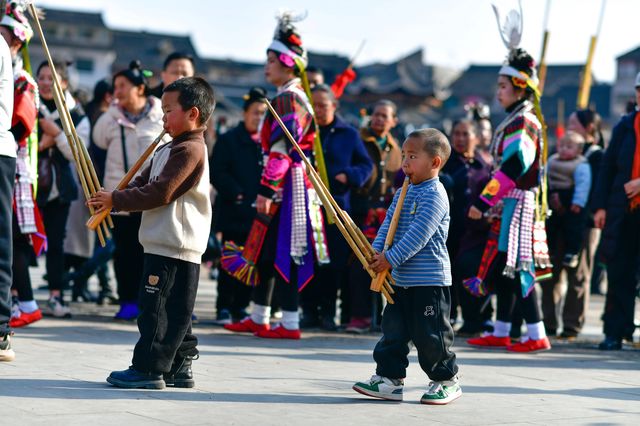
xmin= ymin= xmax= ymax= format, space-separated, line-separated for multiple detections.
xmin=477 ymin=108 xmax=541 ymax=210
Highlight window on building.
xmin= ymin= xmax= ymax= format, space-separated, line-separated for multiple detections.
xmin=619 ymin=61 xmax=637 ymax=79
xmin=76 ymin=58 xmax=94 ymax=73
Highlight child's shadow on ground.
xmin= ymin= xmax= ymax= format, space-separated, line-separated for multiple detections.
xmin=0 ymin=378 xmax=375 ymax=404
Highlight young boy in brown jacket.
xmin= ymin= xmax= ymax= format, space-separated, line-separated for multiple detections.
xmin=90 ymin=77 xmax=214 ymax=389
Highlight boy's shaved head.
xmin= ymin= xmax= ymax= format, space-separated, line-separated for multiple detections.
xmin=406 ymin=128 xmax=451 ymax=166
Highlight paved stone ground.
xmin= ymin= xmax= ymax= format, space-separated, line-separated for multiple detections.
xmin=1 ymin=265 xmax=639 ymax=425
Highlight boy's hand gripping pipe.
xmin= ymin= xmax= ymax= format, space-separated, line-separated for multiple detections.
xmin=86 ymin=130 xmax=167 ymax=230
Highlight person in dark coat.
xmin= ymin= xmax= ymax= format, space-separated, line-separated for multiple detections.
xmin=440 ymin=119 xmax=492 ymax=334
xmin=346 ymin=99 xmax=402 ymax=332
xmin=210 ymin=87 xmax=267 ymax=323
xmin=300 ymin=84 xmax=372 ymax=330
xmin=541 ymin=108 xmax=605 ymax=339
xmin=592 ymin=72 xmax=640 ymax=350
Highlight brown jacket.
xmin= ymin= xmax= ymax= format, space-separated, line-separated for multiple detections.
xmin=112 ymin=128 xmax=212 ymax=263
xmin=357 ymin=127 xmax=402 ymax=203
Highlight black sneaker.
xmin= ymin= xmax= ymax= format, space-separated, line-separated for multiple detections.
xmin=107 ymin=367 xmax=165 ymax=389
xmin=164 ymin=355 xmax=198 ymax=388
xmin=598 ymin=336 xmax=622 ymax=351
xmin=0 ymin=333 xmax=15 ymax=362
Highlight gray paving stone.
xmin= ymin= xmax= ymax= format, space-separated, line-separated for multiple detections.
xmin=1 ymin=264 xmax=639 ymax=425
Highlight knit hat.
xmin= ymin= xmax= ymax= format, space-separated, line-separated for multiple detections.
xmin=242 ymin=86 xmax=267 ymax=110
xmin=1 ymin=1 xmax=33 ymax=45
xmin=267 ymin=11 xmax=308 ymax=69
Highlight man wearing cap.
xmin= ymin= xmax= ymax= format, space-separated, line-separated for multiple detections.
xmin=591 ymin=71 xmax=640 ymax=350
xmin=300 ymin=83 xmax=372 ymax=330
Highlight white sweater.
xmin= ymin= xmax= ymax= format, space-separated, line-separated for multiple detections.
xmin=92 ymin=97 xmax=167 ymax=192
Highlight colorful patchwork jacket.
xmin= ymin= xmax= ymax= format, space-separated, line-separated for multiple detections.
xmin=473 ymin=100 xmax=541 ymax=213
xmin=258 ymin=78 xmax=315 ymax=198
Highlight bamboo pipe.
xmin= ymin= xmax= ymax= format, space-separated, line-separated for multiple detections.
xmin=49 ymin=84 xmax=106 ymax=246
xmin=52 ymin=83 xmax=111 ymax=239
xmin=263 ymin=100 xmax=396 ymax=300
xmin=29 ymin=2 xmax=109 ymax=244
xmin=577 ymin=0 xmax=606 ymax=109
xmin=370 ymin=177 xmax=409 ymax=292
xmin=303 ymin=159 xmax=394 ymax=303
xmin=537 ymin=0 xmax=552 ymax=94
xmin=577 ymin=35 xmax=597 ymax=109
xmin=86 ymin=130 xmax=167 ymax=230
xmin=265 ymin=99 xmax=395 ymax=293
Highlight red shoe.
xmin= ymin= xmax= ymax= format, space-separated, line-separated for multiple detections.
xmin=10 ymin=309 xmax=43 ymax=328
xmin=224 ymin=318 xmax=270 ymax=333
xmin=507 ymin=337 xmax=551 ymax=353
xmin=467 ymin=334 xmax=511 ymax=347
xmin=255 ymin=325 xmax=301 ymax=340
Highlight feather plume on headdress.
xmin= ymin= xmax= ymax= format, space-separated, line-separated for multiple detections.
xmin=268 ymin=9 xmax=308 ymax=69
xmin=273 ymin=9 xmax=307 ymax=38
xmin=492 ymin=0 xmax=523 ymax=52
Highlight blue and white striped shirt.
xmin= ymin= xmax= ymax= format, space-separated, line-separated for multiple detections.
xmin=372 ymin=177 xmax=452 ymax=287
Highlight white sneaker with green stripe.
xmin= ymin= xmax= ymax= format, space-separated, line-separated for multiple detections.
xmin=352 ymin=375 xmax=403 ymax=401
xmin=420 ymin=377 xmax=462 ymax=405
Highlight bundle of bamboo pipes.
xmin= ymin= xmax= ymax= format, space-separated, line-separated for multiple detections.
xmin=28 ymin=2 xmax=112 ymax=246
xmin=263 ymin=100 xmax=396 ymax=304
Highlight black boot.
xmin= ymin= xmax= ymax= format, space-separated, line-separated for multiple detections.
xmin=107 ymin=367 xmax=165 ymax=389
xmin=164 ymin=355 xmax=197 ymax=388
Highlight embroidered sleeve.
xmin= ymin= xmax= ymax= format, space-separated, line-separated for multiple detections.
xmin=12 ymin=77 xmax=37 ymax=139
xmin=259 ymin=92 xmax=313 ymax=197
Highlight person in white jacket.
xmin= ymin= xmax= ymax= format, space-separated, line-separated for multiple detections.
xmin=0 ymin=25 xmax=16 ymax=362
xmin=92 ymin=60 xmax=166 ymax=320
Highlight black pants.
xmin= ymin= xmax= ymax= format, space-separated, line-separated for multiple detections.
xmin=132 ymin=254 xmax=200 ymax=373
xmin=251 ymin=211 xmax=299 ymax=311
xmin=491 ymin=253 xmax=542 ymax=324
xmin=0 ymin=156 xmax=16 ymax=335
xmin=453 ymin=246 xmax=493 ymax=332
xmin=542 ymin=227 xmax=596 ymax=334
xmin=301 ymin=223 xmax=349 ymax=321
xmin=374 ymin=286 xmax=458 ymax=381
xmin=12 ymin=215 xmax=35 ymax=301
xmin=548 ymin=189 xmax=588 ymax=256
xmin=348 ymin=262 xmax=382 ymax=320
xmin=41 ymin=199 xmax=70 ymax=292
xmin=65 ymin=254 xmax=89 ymax=295
xmin=603 ymin=210 xmax=640 ymax=339
xmin=112 ymin=214 xmax=144 ymax=302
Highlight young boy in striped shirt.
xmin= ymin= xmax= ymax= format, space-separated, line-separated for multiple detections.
xmin=353 ymin=128 xmax=461 ymax=405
